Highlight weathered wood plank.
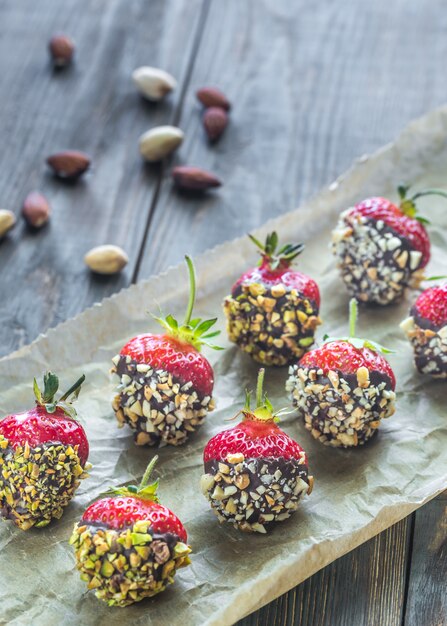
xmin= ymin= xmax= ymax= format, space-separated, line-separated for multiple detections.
xmin=0 ymin=0 xmax=203 ymax=356
xmin=238 ymin=518 xmax=412 ymax=626
xmin=136 ymin=0 xmax=447 ymax=278
xmin=403 ymin=492 xmax=447 ymax=626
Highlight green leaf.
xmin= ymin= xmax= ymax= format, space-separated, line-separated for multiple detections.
xmin=202 ymin=330 xmax=220 ymax=339
xmin=425 ymin=275 xmax=447 ymax=281
xmin=195 ymin=318 xmax=218 ymax=335
xmin=415 ymin=216 xmax=431 ymax=225
xmin=33 ymin=378 xmax=42 ymax=404
xmin=165 ymin=314 xmax=178 ymax=330
xmin=42 ymin=372 xmax=59 ymax=403
xmin=58 ymin=402 xmax=77 ymax=419
xmin=188 ymin=318 xmax=201 ymax=328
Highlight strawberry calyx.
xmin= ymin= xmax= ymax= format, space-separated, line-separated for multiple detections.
xmin=323 ymin=299 xmax=394 ymax=355
xmin=153 ymin=255 xmax=222 ymax=352
xmin=241 ymin=368 xmax=289 ymax=424
xmin=33 ymin=371 xmax=85 ymax=420
xmin=397 ymin=184 xmax=447 ymax=225
xmin=107 ymin=455 xmax=160 ymax=503
xmin=249 ymin=231 xmax=305 ymax=271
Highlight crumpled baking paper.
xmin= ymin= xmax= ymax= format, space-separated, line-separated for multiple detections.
xmin=1 ymin=105 xmax=446 ymax=626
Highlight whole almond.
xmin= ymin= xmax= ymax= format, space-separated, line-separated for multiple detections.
xmin=22 ymin=192 xmax=51 ymax=228
xmin=49 ymin=34 xmax=75 ymax=67
xmin=139 ymin=126 xmax=184 ymax=162
xmin=0 ymin=209 xmax=16 ymax=238
xmin=196 ymin=86 xmax=231 ymax=111
xmin=132 ymin=66 xmax=177 ymax=101
xmin=47 ymin=150 xmax=91 ymax=179
xmin=172 ymin=166 xmax=222 ymax=191
xmin=203 ymin=107 xmax=228 ymax=142
xmin=84 ymin=245 xmax=128 ymax=275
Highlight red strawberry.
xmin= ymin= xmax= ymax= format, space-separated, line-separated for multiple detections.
xmin=0 ymin=372 xmax=89 ymax=530
xmin=112 ymin=256 xmax=220 ymax=447
xmin=201 ymin=369 xmax=312 ymax=533
xmin=400 ymin=281 xmax=447 ymax=378
xmin=224 ymin=232 xmax=321 ymax=366
xmin=287 ymin=299 xmax=396 ymax=447
xmin=332 ymin=186 xmax=447 ymax=305
xmin=70 ymin=456 xmax=191 ymax=606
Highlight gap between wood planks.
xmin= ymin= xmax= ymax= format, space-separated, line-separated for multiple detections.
xmin=130 ymin=0 xmax=211 ymax=285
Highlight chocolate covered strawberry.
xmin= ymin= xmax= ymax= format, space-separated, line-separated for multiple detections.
xmin=224 ymin=232 xmax=321 ymax=366
xmin=400 ymin=280 xmax=447 ymax=378
xmin=332 ymin=186 xmax=447 ymax=305
xmin=201 ymin=369 xmax=312 ymax=533
xmin=0 ymin=372 xmax=89 ymax=530
xmin=70 ymin=456 xmax=191 ymax=606
xmin=112 ymin=256 xmax=220 ymax=446
xmin=287 ymin=299 xmax=396 ymax=447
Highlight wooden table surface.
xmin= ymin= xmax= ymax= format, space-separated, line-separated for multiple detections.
xmin=0 ymin=1 xmax=446 ymax=624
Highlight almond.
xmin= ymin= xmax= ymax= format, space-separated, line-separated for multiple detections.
xmin=0 ymin=209 xmax=16 ymax=238
xmin=172 ymin=166 xmax=222 ymax=191
xmin=49 ymin=34 xmax=75 ymax=67
xmin=46 ymin=150 xmax=91 ymax=179
xmin=196 ymin=86 xmax=231 ymax=111
xmin=22 ymin=191 xmax=51 ymax=228
xmin=132 ymin=66 xmax=177 ymax=101
xmin=139 ymin=126 xmax=184 ymax=162
xmin=203 ymin=107 xmax=228 ymax=142
xmin=84 ymin=245 xmax=128 ymax=275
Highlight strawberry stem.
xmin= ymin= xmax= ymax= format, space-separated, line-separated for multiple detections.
xmin=256 ymin=368 xmax=265 ymax=407
xmin=183 ymin=255 xmax=196 ymax=326
xmin=349 ymin=298 xmax=358 ymax=338
xmin=409 ymin=189 xmax=447 ymax=202
xmin=397 ymin=185 xmax=447 ymax=221
xmin=139 ymin=455 xmax=159 ymax=491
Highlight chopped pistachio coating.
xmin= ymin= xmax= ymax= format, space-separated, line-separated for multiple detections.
xmin=70 ymin=520 xmax=192 ymax=606
xmin=0 ymin=436 xmax=89 ymax=530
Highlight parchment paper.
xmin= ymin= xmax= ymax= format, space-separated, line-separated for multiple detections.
xmin=1 ymin=105 xmax=447 ymax=626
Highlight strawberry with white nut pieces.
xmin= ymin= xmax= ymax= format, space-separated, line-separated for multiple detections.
xmin=70 ymin=456 xmax=191 ymax=607
xmin=286 ymin=299 xmax=396 ymax=447
xmin=0 ymin=372 xmax=90 ymax=530
xmin=201 ymin=368 xmax=313 ymax=534
xmin=332 ymin=185 xmax=447 ymax=305
xmin=112 ymin=256 xmax=221 ymax=446
xmin=224 ymin=232 xmax=321 ymax=366
xmin=400 ymin=279 xmax=447 ymax=378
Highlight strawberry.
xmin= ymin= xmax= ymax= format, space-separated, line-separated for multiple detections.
xmin=70 ymin=456 xmax=191 ymax=607
xmin=332 ymin=186 xmax=447 ymax=305
xmin=201 ymin=369 xmax=313 ymax=533
xmin=112 ymin=256 xmax=221 ymax=447
xmin=400 ymin=280 xmax=447 ymax=378
xmin=0 ymin=372 xmax=89 ymax=530
xmin=287 ymin=299 xmax=396 ymax=447
xmin=224 ymin=232 xmax=321 ymax=366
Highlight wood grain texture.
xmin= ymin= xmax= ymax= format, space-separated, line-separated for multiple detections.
xmin=0 ymin=0 xmax=202 ymax=356
xmin=403 ymin=492 xmax=447 ymax=626
xmin=238 ymin=518 xmax=412 ymax=626
xmin=137 ymin=0 xmax=447 ymax=278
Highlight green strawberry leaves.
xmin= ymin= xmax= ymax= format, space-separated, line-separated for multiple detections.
xmin=153 ymin=256 xmax=222 ymax=352
xmin=398 ymin=183 xmax=447 ymax=223
xmin=249 ymin=231 xmax=305 ymax=270
xmin=108 ymin=456 xmax=160 ymax=503
xmin=33 ymin=372 xmax=85 ymax=418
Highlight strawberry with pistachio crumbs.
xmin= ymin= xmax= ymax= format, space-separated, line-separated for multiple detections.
xmin=201 ymin=369 xmax=313 ymax=534
xmin=286 ymin=299 xmax=396 ymax=447
xmin=332 ymin=186 xmax=447 ymax=305
xmin=112 ymin=256 xmax=221 ymax=446
xmin=400 ymin=280 xmax=447 ymax=378
xmin=224 ymin=232 xmax=321 ymax=366
xmin=70 ymin=456 xmax=191 ymax=607
xmin=0 ymin=372 xmax=89 ymax=530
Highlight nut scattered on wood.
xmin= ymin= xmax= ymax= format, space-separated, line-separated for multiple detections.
xmin=132 ymin=66 xmax=177 ymax=101
xmin=46 ymin=150 xmax=91 ymax=180
xmin=22 ymin=192 xmax=51 ymax=228
xmin=49 ymin=34 xmax=75 ymax=67
xmin=203 ymin=107 xmax=228 ymax=142
xmin=171 ymin=166 xmax=222 ymax=191
xmin=196 ymin=86 xmax=231 ymax=111
xmin=0 ymin=209 xmax=16 ymax=238
xmin=139 ymin=126 xmax=184 ymax=162
xmin=84 ymin=245 xmax=128 ymax=275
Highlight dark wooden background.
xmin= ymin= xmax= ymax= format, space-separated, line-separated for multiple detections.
xmin=0 ymin=1 xmax=446 ymax=624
